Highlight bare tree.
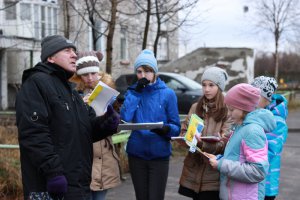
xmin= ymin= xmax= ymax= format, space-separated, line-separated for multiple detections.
xmin=68 ymin=0 xmax=121 ymax=74
xmin=152 ymin=0 xmax=199 ymax=56
xmin=143 ymin=0 xmax=151 ymax=49
xmin=251 ymin=0 xmax=300 ymax=81
xmin=62 ymin=0 xmax=71 ymax=38
xmin=127 ymin=0 xmax=199 ymax=56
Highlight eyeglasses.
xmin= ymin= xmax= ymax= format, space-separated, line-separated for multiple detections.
xmin=136 ymin=69 xmax=153 ymax=75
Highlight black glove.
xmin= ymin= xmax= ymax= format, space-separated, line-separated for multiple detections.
xmin=102 ymin=105 xmax=120 ymax=131
xmin=151 ymin=125 xmax=170 ymax=136
xmin=135 ymin=77 xmax=150 ymax=92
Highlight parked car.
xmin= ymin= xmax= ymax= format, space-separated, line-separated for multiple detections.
xmin=115 ymin=72 xmax=203 ymax=114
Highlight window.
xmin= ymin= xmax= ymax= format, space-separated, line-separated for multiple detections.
xmin=4 ymin=1 xmax=17 ymax=20
xmin=53 ymin=8 xmax=57 ymax=35
xmin=120 ymin=26 xmax=128 ymax=60
xmin=47 ymin=7 xmax=52 ymax=35
xmin=95 ymin=20 xmax=103 ymax=51
xmin=157 ymin=34 xmax=168 ymax=61
xmin=31 ymin=3 xmax=58 ymax=39
xmin=20 ymin=3 xmax=31 ymax=20
xmin=41 ymin=6 xmax=46 ymax=37
xmin=34 ymin=4 xmax=40 ymax=38
xmin=160 ymin=75 xmax=185 ymax=91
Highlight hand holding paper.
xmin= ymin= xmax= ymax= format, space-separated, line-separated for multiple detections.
xmin=185 ymin=114 xmax=204 ymax=153
xmin=101 ymin=105 xmax=120 ymax=132
xmin=204 ymin=152 xmax=219 ymax=169
xmin=151 ymin=125 xmax=170 ymax=136
xmin=88 ymin=81 xmax=120 ymax=116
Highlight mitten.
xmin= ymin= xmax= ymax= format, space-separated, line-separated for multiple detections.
xmin=47 ymin=175 xmax=67 ymax=199
xmin=135 ymin=77 xmax=150 ymax=92
xmin=102 ymin=105 xmax=120 ymax=131
xmin=151 ymin=125 xmax=170 ymax=136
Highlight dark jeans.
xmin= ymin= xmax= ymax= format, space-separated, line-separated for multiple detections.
xmin=128 ymin=156 xmax=169 ymax=200
xmin=265 ymin=196 xmax=276 ymax=200
xmin=178 ymin=185 xmax=220 ymax=200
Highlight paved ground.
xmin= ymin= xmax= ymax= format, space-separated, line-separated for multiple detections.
xmin=107 ymin=107 xmax=300 ymax=200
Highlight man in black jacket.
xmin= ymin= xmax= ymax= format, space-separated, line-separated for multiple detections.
xmin=15 ymin=35 xmax=120 ymax=200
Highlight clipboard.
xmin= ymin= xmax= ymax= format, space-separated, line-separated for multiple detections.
xmin=117 ymin=121 xmax=163 ymax=131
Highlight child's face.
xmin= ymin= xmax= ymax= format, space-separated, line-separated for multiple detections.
xmin=202 ymin=80 xmax=219 ymax=100
xmin=136 ymin=66 xmax=155 ymax=83
xmin=80 ymin=72 xmax=99 ymax=89
xmin=227 ymin=105 xmax=244 ymax=124
xmin=257 ymin=96 xmax=270 ymax=108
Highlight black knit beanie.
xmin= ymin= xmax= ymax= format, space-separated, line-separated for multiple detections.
xmin=40 ymin=35 xmax=77 ymax=62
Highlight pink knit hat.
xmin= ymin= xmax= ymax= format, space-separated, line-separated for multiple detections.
xmin=224 ymin=83 xmax=261 ymax=112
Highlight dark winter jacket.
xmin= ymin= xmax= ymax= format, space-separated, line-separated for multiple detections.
xmin=16 ymin=62 xmax=113 ymax=200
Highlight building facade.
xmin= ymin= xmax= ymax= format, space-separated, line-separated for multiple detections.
xmin=160 ymin=47 xmax=255 ymax=91
xmin=0 ymin=0 xmax=179 ymax=110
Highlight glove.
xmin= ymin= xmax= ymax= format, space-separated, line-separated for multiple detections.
xmin=47 ymin=175 xmax=67 ymax=199
xmin=151 ymin=125 xmax=170 ymax=136
xmin=102 ymin=105 xmax=120 ymax=131
xmin=135 ymin=77 xmax=150 ymax=92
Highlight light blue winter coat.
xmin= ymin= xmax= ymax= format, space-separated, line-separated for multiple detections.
xmin=218 ymin=109 xmax=276 ymax=200
xmin=120 ymin=78 xmax=180 ymax=160
xmin=264 ymin=94 xmax=288 ymax=196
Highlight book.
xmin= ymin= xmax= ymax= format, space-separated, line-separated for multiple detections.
xmin=185 ymin=114 xmax=204 ymax=153
xmin=117 ymin=121 xmax=163 ymax=131
xmin=88 ymin=81 xmax=120 ymax=116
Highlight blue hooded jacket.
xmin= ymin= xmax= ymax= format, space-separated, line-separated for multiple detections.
xmin=120 ymin=78 xmax=180 ymax=160
xmin=264 ymin=94 xmax=288 ymax=196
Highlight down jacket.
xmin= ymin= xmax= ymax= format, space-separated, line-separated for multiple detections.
xmin=120 ymin=78 xmax=180 ymax=160
xmin=179 ymin=103 xmax=231 ymax=193
xmin=75 ymin=74 xmax=121 ymax=192
xmin=16 ymin=62 xmax=114 ymax=200
xmin=90 ymin=137 xmax=121 ymax=191
xmin=218 ymin=109 xmax=276 ymax=200
xmin=264 ymin=94 xmax=288 ymax=196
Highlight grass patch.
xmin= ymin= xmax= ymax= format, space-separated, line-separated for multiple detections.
xmin=172 ymin=141 xmax=189 ymax=157
xmin=0 ymin=126 xmax=22 ymax=199
xmin=288 ymin=99 xmax=300 ymax=111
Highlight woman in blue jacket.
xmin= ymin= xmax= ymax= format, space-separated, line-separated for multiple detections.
xmin=251 ymin=76 xmax=288 ymax=200
xmin=120 ymin=49 xmax=181 ymax=200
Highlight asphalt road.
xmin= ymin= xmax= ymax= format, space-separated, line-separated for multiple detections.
xmin=107 ymin=108 xmax=300 ymax=200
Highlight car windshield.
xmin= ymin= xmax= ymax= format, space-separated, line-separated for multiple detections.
xmin=161 ymin=73 xmax=202 ymax=90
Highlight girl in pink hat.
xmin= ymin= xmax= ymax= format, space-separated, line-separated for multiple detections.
xmin=206 ymin=83 xmax=276 ymax=200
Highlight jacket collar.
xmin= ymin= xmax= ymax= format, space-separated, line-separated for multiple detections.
xmin=22 ymin=62 xmax=74 ymax=84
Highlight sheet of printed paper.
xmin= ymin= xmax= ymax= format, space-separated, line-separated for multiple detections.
xmin=184 ymin=114 xmax=204 ymax=153
xmin=88 ymin=81 xmax=120 ymax=116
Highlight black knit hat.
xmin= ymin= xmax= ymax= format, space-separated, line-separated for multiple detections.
xmin=40 ymin=35 xmax=77 ymax=62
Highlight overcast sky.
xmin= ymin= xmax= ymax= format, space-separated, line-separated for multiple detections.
xmin=178 ymin=0 xmax=277 ymax=56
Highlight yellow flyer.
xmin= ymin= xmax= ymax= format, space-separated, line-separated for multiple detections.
xmin=185 ymin=114 xmax=204 ymax=153
xmin=87 ymin=81 xmax=120 ymax=116
xmin=185 ymin=114 xmax=204 ymax=142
